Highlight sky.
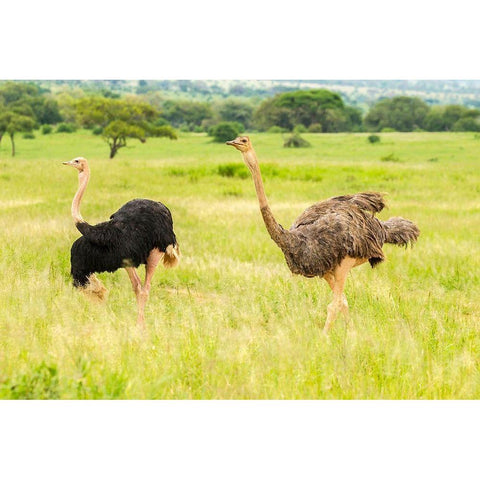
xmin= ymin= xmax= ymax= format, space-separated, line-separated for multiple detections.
xmin=3 ymin=1 xmax=479 ymax=80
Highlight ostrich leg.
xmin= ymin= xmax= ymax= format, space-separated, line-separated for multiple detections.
xmin=126 ymin=267 xmax=142 ymax=299
xmin=136 ymin=248 xmax=163 ymax=327
xmin=323 ymin=257 xmax=358 ymax=334
xmin=125 ymin=266 xmax=147 ymax=327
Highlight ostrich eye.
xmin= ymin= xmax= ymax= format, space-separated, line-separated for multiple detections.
xmin=242 ymin=139 xmax=247 ymax=143
xmin=75 ymin=160 xmax=79 ymax=163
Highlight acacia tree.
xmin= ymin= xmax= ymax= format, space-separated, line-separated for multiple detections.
xmin=253 ymin=97 xmax=292 ymax=131
xmin=0 ymin=87 xmax=37 ymax=154
xmin=253 ymin=89 xmax=361 ymax=132
xmin=0 ymin=81 xmax=62 ymax=125
xmin=76 ymin=97 xmax=177 ymax=158
xmin=0 ymin=111 xmax=35 ymax=156
xmin=102 ymin=120 xmax=145 ymax=159
xmin=365 ymin=96 xmax=430 ymax=132
xmin=425 ymin=105 xmax=480 ymax=131
xmin=161 ymin=100 xmax=213 ymax=129
xmin=216 ymin=99 xmax=254 ymax=129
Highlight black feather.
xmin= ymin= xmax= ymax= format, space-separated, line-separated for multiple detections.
xmin=71 ymin=198 xmax=178 ymax=286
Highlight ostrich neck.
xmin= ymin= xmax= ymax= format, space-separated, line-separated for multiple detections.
xmin=72 ymin=168 xmax=90 ymax=224
xmin=243 ymin=149 xmax=288 ymax=247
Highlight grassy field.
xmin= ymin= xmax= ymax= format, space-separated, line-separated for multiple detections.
xmin=0 ymin=130 xmax=479 ymax=399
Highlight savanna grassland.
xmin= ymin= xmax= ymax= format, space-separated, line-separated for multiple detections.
xmin=0 ymin=130 xmax=479 ymax=399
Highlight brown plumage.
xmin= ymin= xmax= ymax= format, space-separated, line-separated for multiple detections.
xmin=226 ymin=136 xmax=419 ymax=333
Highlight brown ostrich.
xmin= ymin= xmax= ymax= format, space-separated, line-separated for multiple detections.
xmin=63 ymin=157 xmax=180 ymax=326
xmin=226 ymin=136 xmax=419 ymax=333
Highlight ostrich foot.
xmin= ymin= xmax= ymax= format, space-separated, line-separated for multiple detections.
xmin=323 ymin=298 xmax=352 ymax=334
xmin=340 ymin=297 xmax=355 ymax=330
xmin=81 ymin=274 xmax=108 ymax=303
xmin=323 ymin=303 xmax=338 ymax=334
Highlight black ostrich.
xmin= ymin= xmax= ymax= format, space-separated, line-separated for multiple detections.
xmin=63 ymin=157 xmax=180 ymax=326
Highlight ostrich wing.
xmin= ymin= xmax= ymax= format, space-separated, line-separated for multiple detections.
xmin=291 ymin=192 xmax=386 ymax=229
xmin=75 ymin=199 xmax=176 ymax=250
xmin=75 ymin=220 xmax=123 ymax=247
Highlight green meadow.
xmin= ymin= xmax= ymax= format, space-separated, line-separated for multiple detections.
xmin=0 ymin=130 xmax=479 ymax=399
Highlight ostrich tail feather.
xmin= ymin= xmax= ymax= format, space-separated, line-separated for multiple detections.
xmin=383 ymin=217 xmax=420 ymax=247
xmin=163 ymin=244 xmax=180 ymax=269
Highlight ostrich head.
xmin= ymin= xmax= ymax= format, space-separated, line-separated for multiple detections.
xmin=226 ymin=136 xmax=252 ymax=153
xmin=63 ymin=157 xmax=88 ymax=172
xmin=226 ymin=136 xmax=258 ymax=171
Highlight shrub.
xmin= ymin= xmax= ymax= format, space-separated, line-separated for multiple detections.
xmin=222 ymin=187 xmax=243 ymax=197
xmin=381 ymin=153 xmax=401 ymax=162
xmin=22 ymin=132 xmax=35 ymax=139
xmin=92 ymin=126 xmax=103 ymax=135
xmin=267 ymin=126 xmax=287 ymax=133
xmin=151 ymin=125 xmax=177 ymax=139
xmin=283 ymin=133 xmax=311 ymax=148
xmin=293 ymin=124 xmax=307 ymax=133
xmin=209 ymin=122 xmax=244 ymax=143
xmin=56 ymin=122 xmax=77 ymax=133
xmin=368 ymin=134 xmax=381 ymax=143
xmin=5 ymin=363 xmax=60 ymax=399
xmin=217 ymin=163 xmax=249 ymax=179
xmin=308 ymin=123 xmax=323 ymax=133
xmin=41 ymin=125 xmax=53 ymax=135
xmin=380 ymin=127 xmax=396 ymax=133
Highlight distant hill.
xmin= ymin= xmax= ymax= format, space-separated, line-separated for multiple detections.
xmin=7 ymin=79 xmax=480 ymax=110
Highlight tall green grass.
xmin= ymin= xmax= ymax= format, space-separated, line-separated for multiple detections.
xmin=0 ymin=131 xmax=479 ymax=398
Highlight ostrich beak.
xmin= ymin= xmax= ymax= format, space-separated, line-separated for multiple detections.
xmin=226 ymin=140 xmax=237 ymax=146
xmin=63 ymin=160 xmax=74 ymax=166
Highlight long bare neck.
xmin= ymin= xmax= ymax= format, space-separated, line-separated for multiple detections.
xmin=243 ymin=149 xmax=287 ymax=247
xmin=72 ymin=167 xmax=90 ymax=224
